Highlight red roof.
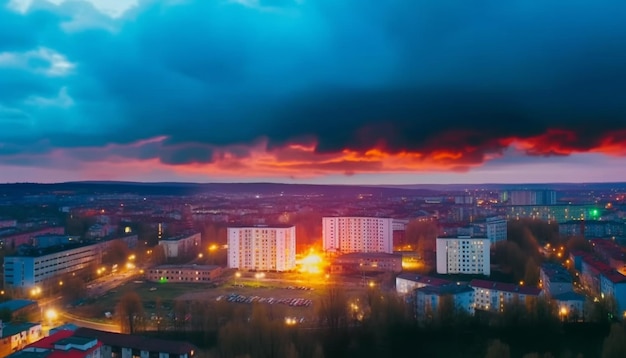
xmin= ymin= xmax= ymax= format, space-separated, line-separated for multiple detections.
xmin=602 ymin=271 xmax=626 ymax=284
xmin=469 ymin=279 xmax=542 ymax=296
xmin=582 ymin=255 xmax=613 ymax=273
xmin=25 ymin=329 xmax=102 ymax=358
xmin=28 ymin=330 xmax=74 ymax=349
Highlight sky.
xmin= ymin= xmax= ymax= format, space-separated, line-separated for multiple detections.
xmin=1 ymin=0 xmax=626 ymax=185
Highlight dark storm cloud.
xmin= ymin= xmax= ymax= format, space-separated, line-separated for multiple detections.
xmin=1 ymin=0 xmax=626 ymax=167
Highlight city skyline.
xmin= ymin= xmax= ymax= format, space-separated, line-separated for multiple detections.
xmin=1 ymin=0 xmax=626 ymax=185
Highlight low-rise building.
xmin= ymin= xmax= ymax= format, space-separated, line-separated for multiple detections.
xmin=74 ymin=327 xmax=197 ymax=358
xmin=330 ymin=252 xmax=402 ymax=274
xmin=540 ymin=263 xmax=573 ymax=297
xmin=581 ymin=255 xmax=612 ymax=295
xmin=7 ymin=329 xmax=101 ymax=358
xmin=0 ymin=300 xmax=39 ymax=323
xmin=414 ymin=283 xmax=475 ymax=322
xmin=599 ymin=270 xmax=626 ymax=319
xmin=145 ymin=264 xmax=222 ymax=283
xmin=395 ymin=273 xmax=452 ymax=296
xmin=470 ymin=279 xmax=542 ymax=314
xmin=552 ymin=291 xmax=586 ymax=322
xmin=0 ymin=321 xmax=43 ymax=357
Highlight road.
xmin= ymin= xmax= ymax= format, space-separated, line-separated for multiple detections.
xmin=61 ymin=311 xmax=121 ymax=333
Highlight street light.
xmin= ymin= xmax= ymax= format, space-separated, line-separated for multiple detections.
xmin=45 ymin=308 xmax=58 ymax=324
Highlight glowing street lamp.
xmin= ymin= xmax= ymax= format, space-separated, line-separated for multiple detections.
xmin=45 ymin=308 xmax=58 ymax=323
xmin=560 ymin=307 xmax=568 ymax=321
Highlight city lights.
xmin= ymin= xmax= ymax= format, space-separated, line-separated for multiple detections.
xmin=30 ymin=286 xmax=42 ymax=297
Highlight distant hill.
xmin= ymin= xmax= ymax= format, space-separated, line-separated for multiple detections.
xmin=0 ymin=181 xmax=624 ymax=198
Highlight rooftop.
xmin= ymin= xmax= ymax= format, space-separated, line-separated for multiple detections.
xmin=601 ymin=270 xmax=626 ymax=284
xmin=396 ymin=273 xmax=452 ymax=287
xmin=1 ymin=322 xmax=40 ymax=339
xmin=469 ymin=279 xmax=542 ymax=296
xmin=161 ymin=232 xmax=201 ymax=241
xmin=582 ymin=255 xmax=613 ymax=273
xmin=227 ymin=224 xmax=296 ymax=229
xmin=0 ymin=299 xmax=38 ymax=312
xmin=152 ymin=264 xmax=221 ymax=271
xmin=436 ymin=236 xmax=489 ymax=240
xmin=540 ymin=263 xmax=572 ymax=283
xmin=74 ymin=327 xmax=197 ymax=354
xmin=337 ymin=252 xmax=401 ymax=260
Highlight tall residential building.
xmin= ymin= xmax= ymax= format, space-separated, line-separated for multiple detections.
xmin=227 ymin=225 xmax=296 ymax=271
xmin=486 ymin=217 xmax=507 ymax=245
xmin=322 ymin=217 xmax=393 ymax=254
xmin=436 ymin=236 xmax=490 ymax=275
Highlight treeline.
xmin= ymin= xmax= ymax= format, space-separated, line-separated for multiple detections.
xmin=117 ymin=286 xmax=625 ymax=358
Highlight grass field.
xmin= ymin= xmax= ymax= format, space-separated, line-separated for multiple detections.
xmin=72 ymin=272 xmax=377 ymax=324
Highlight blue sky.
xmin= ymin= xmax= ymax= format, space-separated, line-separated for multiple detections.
xmin=1 ymin=0 xmax=625 ymax=184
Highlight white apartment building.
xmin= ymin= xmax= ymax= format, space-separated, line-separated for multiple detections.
xmin=540 ymin=263 xmax=573 ymax=297
xmin=227 ymin=225 xmax=296 ymax=272
xmin=436 ymin=236 xmax=490 ymax=275
xmin=3 ymin=244 xmax=99 ymax=290
xmin=395 ymin=273 xmax=452 ymax=295
xmin=322 ymin=217 xmax=393 ymax=254
xmin=486 ymin=216 xmax=507 ymax=245
xmin=470 ymin=279 xmax=542 ymax=313
xmin=158 ymin=232 xmax=201 ymax=259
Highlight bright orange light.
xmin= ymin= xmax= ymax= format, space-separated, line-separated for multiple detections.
xmin=209 ymin=244 xmax=218 ymax=252
xmin=297 ymin=251 xmax=325 ymax=274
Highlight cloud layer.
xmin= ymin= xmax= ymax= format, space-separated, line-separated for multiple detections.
xmin=1 ymin=0 xmax=626 ymax=182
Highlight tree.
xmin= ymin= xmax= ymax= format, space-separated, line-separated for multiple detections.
xmin=485 ymin=339 xmax=511 ymax=358
xmin=102 ymin=240 xmax=130 ymax=266
xmin=602 ymin=323 xmax=626 ymax=358
xmin=116 ymin=292 xmax=144 ymax=333
xmin=405 ymin=219 xmax=438 ymax=257
xmin=317 ymin=286 xmax=348 ymax=332
xmin=524 ymin=258 xmax=540 ymax=286
xmin=59 ymin=275 xmax=86 ymax=302
xmin=567 ymin=236 xmax=593 ymax=253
